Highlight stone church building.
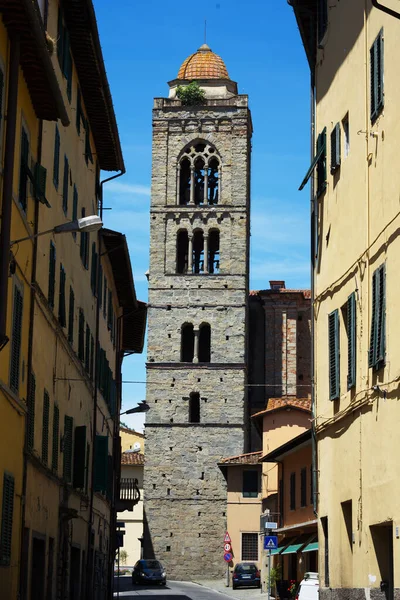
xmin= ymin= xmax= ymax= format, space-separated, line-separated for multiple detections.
xmin=143 ymin=44 xmax=252 ymax=579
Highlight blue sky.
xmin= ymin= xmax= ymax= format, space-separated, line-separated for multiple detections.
xmin=94 ymin=0 xmax=311 ymax=430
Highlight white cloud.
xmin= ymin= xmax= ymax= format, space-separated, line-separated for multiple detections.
xmin=106 ymin=181 xmax=151 ymax=196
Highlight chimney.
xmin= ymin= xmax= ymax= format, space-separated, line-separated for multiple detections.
xmin=269 ymin=280 xmax=285 ymax=290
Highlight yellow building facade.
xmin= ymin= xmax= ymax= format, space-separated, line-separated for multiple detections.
xmin=293 ymin=1 xmax=400 ymax=598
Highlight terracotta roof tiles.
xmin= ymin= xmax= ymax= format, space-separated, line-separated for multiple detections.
xmin=252 ymin=398 xmax=311 ymax=420
xmin=219 ymin=451 xmax=263 ymax=465
xmin=121 ymin=452 xmax=144 ymax=466
xmin=178 ymin=44 xmax=229 ymax=80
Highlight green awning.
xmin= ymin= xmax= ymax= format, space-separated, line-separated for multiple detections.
xmin=270 ymin=538 xmax=296 ymax=556
xmin=302 ymin=541 xmax=318 ymax=553
xmin=281 ymin=542 xmax=305 ymax=555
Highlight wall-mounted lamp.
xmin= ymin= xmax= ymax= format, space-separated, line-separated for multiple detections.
xmin=11 ymin=215 xmax=103 ymax=246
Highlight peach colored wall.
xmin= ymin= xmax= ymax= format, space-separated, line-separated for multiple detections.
xmin=281 ymin=444 xmax=314 ymax=528
xmin=120 ymin=429 xmax=145 ymax=453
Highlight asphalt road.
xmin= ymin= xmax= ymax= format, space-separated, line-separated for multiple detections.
xmin=113 ymin=577 xmax=240 ymax=599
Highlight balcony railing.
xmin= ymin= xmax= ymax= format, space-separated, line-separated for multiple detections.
xmin=119 ymin=478 xmax=140 ymax=504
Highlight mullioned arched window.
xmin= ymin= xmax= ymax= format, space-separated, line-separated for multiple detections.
xmin=177 ymin=142 xmax=220 ymax=206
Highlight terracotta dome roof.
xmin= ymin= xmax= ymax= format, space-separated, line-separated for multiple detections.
xmin=178 ymin=44 xmax=229 ymax=80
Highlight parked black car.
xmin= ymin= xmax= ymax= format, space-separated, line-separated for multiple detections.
xmin=132 ymin=559 xmax=166 ymax=585
xmin=232 ymin=562 xmax=261 ymax=589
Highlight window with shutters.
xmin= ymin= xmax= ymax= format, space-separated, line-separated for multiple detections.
xmin=0 ymin=472 xmax=15 ymax=566
xmin=370 ymin=30 xmax=384 ymax=123
xmin=330 ymin=123 xmax=341 ymax=174
xmin=63 ymin=415 xmax=73 ymax=483
xmin=94 ymin=435 xmax=108 ymax=494
xmin=342 ymin=113 xmax=350 ymax=157
xmin=310 ymin=465 xmax=314 ymax=505
xmin=19 ymin=126 xmax=30 ymax=211
xmin=9 ymin=283 xmax=23 ymax=394
xmin=48 ymin=241 xmax=56 ymax=309
xmin=78 ymin=310 xmax=85 ymax=362
xmin=316 ymin=128 xmax=327 ymax=196
xmin=62 ymin=156 xmax=69 ymax=214
xmin=318 ymin=0 xmax=328 ymax=45
xmin=52 ymin=405 xmax=59 ymax=473
xmin=26 ymin=372 xmax=36 ymax=451
xmin=300 ymin=467 xmax=307 ymax=507
xmin=53 ymin=125 xmax=60 ymax=189
xmin=342 ymin=292 xmax=357 ymax=389
xmin=68 ymin=286 xmax=74 ymax=344
xmin=57 ymin=8 xmax=72 ymax=99
xmin=58 ymin=265 xmax=66 ymax=328
xmin=369 ymin=264 xmax=385 ymax=370
xmin=85 ymin=325 xmax=90 ymax=373
xmin=290 ymin=472 xmax=296 ymax=510
xmin=42 ymin=390 xmax=50 ymax=464
xmin=242 ymin=470 xmax=259 ymax=498
xmin=73 ymin=426 xmax=87 ymax=489
xmin=328 ymin=310 xmax=340 ymax=400
xmin=84 ymin=119 xmax=93 ymax=165
xmin=241 ymin=533 xmax=258 ymax=561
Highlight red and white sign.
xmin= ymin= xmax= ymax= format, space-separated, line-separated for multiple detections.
xmin=224 ymin=532 xmax=231 ymax=543
xmin=224 ymin=543 xmax=232 ymax=552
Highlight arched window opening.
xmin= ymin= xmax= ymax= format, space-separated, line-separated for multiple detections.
xmin=179 ymin=158 xmax=191 ymax=205
xmin=194 ymin=157 xmax=205 ymax=205
xmin=198 ymin=323 xmax=211 ymax=363
xmin=207 ymin=157 xmax=219 ymax=205
xmin=208 ymin=230 xmax=220 ymax=274
xmin=181 ymin=323 xmax=194 ymax=362
xmin=176 ymin=230 xmax=189 ymax=274
xmin=192 ymin=230 xmax=204 ymax=274
xmin=189 ymin=392 xmax=200 ymax=423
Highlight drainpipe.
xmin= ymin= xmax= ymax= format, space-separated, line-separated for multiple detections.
xmin=371 ymin=0 xmax=400 ymax=19
xmin=99 ymin=170 xmax=125 ymax=220
xmin=0 ymin=34 xmax=19 ymax=350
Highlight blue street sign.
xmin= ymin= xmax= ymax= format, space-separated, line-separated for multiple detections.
xmin=224 ymin=552 xmax=233 ymax=562
xmin=264 ymin=535 xmax=278 ymax=550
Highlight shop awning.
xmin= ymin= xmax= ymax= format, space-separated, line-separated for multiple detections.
xmin=281 ymin=541 xmax=305 ymax=555
xmin=270 ymin=538 xmax=297 ymax=556
xmin=302 ymin=540 xmax=318 ymax=553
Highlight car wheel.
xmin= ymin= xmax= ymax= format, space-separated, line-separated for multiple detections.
xmin=233 ymin=584 xmax=237 ymax=590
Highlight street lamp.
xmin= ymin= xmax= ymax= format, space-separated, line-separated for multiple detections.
xmin=120 ymin=401 xmax=150 ymax=417
xmin=10 ymin=215 xmax=103 ymax=245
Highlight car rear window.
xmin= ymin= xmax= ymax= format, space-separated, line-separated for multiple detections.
xmin=143 ymin=560 xmax=162 ymax=569
xmin=237 ymin=564 xmax=257 ymax=573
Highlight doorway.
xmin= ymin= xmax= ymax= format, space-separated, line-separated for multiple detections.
xmin=370 ymin=523 xmax=394 ymax=600
xmin=70 ymin=546 xmax=81 ymax=599
xmin=31 ymin=536 xmax=46 ymax=600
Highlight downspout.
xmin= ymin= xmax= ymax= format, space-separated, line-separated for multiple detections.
xmin=0 ymin=34 xmax=19 ymax=350
xmin=371 ymin=0 xmax=400 ymax=19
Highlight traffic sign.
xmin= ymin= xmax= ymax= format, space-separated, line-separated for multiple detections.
xmin=224 ymin=543 xmax=232 ymax=552
xmin=264 ymin=535 xmax=278 ymax=550
xmin=224 ymin=532 xmax=231 ymax=543
xmin=224 ymin=552 xmax=233 ymax=562
xmin=264 ymin=522 xmax=278 ymax=530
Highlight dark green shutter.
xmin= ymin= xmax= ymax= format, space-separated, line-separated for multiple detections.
xmin=62 ymin=156 xmax=68 ymax=214
xmin=26 ymin=372 xmax=36 ymax=451
xmin=94 ymin=435 xmax=108 ymax=493
xmin=63 ymin=415 xmax=73 ymax=483
xmin=369 ymin=266 xmax=385 ymax=369
xmin=330 ymin=123 xmax=341 ymax=173
xmin=10 ymin=285 xmax=23 ymax=394
xmin=73 ymin=426 xmax=86 ymax=489
xmin=58 ymin=265 xmax=66 ymax=328
xmin=328 ymin=309 xmax=340 ymax=400
xmin=19 ymin=128 xmax=29 ymax=211
xmin=85 ymin=325 xmax=90 ymax=373
xmin=0 ymin=473 xmax=15 ymax=566
xmin=90 ymin=334 xmax=94 ymax=381
xmin=98 ymin=266 xmax=103 ymax=309
xmin=53 ymin=125 xmax=60 ymax=189
xmin=347 ymin=293 xmax=356 ymax=389
xmin=42 ymin=390 xmax=50 ymax=464
xmin=371 ymin=30 xmax=384 ymax=122
xmin=78 ymin=310 xmax=85 ymax=362
xmin=68 ymin=286 xmax=74 ymax=344
xmin=48 ymin=241 xmax=56 ymax=309
xmin=34 ymin=163 xmax=48 ymax=206
xmin=76 ymin=88 xmax=82 ymax=134
xmin=52 ymin=405 xmax=59 ymax=472
xmin=317 ymin=128 xmax=327 ymax=196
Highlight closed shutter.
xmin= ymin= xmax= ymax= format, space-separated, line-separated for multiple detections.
xmin=347 ymin=292 xmax=356 ymax=389
xmin=48 ymin=241 xmax=56 ymax=309
xmin=329 ymin=310 xmax=340 ymax=400
xmin=78 ymin=310 xmax=85 ymax=362
xmin=316 ymin=128 xmax=327 ymax=196
xmin=369 ymin=265 xmax=385 ymax=369
xmin=34 ymin=163 xmax=48 ymax=206
xmin=68 ymin=286 xmax=74 ymax=344
xmin=85 ymin=325 xmax=90 ymax=373
xmin=330 ymin=122 xmax=341 ymax=173
xmin=19 ymin=127 xmax=29 ymax=211
xmin=76 ymin=88 xmax=82 ymax=134
xmin=10 ymin=285 xmax=23 ymax=394
xmin=62 ymin=156 xmax=69 ymax=214
xmin=300 ymin=468 xmax=307 ymax=507
xmin=26 ymin=372 xmax=36 ymax=451
xmin=370 ymin=30 xmax=384 ymax=122
xmin=94 ymin=435 xmax=108 ymax=494
xmin=0 ymin=473 xmax=15 ymax=566
xmin=63 ymin=415 xmax=73 ymax=483
xmin=53 ymin=125 xmax=60 ymax=188
xmin=58 ymin=265 xmax=66 ymax=328
xmin=52 ymin=405 xmax=59 ymax=472
xmin=42 ymin=390 xmax=50 ymax=464
xmin=73 ymin=426 xmax=86 ymax=489
xmin=290 ymin=472 xmax=296 ymax=510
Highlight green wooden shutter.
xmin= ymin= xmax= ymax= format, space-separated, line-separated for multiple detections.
xmin=26 ymin=372 xmax=36 ymax=451
xmin=85 ymin=325 xmax=90 ymax=373
xmin=19 ymin=127 xmax=29 ymax=211
xmin=52 ymin=405 xmax=59 ymax=472
xmin=10 ymin=285 xmax=23 ymax=394
xmin=58 ymin=265 xmax=66 ymax=328
xmin=73 ymin=426 xmax=86 ymax=489
xmin=68 ymin=286 xmax=74 ymax=344
xmin=371 ymin=30 xmax=384 ymax=122
xmin=329 ymin=309 xmax=340 ymax=400
xmin=347 ymin=293 xmax=356 ymax=390
xmin=34 ymin=163 xmax=48 ymax=206
xmin=317 ymin=128 xmax=327 ymax=196
xmin=78 ymin=310 xmax=85 ymax=362
xmin=62 ymin=156 xmax=69 ymax=214
xmin=98 ymin=266 xmax=103 ymax=309
xmin=63 ymin=415 xmax=73 ymax=483
xmin=48 ymin=241 xmax=56 ymax=309
xmin=76 ymin=88 xmax=82 ymax=134
xmin=42 ymin=390 xmax=50 ymax=464
xmin=376 ymin=265 xmax=386 ymax=365
xmin=53 ymin=125 xmax=60 ymax=189
xmin=369 ymin=271 xmax=378 ymax=368
xmin=94 ymin=435 xmax=108 ymax=493
xmin=0 ymin=473 xmax=15 ymax=566
xmin=330 ymin=123 xmax=341 ymax=174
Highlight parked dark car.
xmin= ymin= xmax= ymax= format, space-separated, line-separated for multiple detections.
xmin=132 ymin=559 xmax=166 ymax=585
xmin=232 ymin=562 xmax=261 ymax=589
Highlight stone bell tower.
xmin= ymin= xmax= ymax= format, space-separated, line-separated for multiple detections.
xmin=143 ymin=43 xmax=252 ymax=580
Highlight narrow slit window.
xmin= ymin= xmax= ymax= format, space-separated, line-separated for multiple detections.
xmin=192 ymin=230 xmax=204 ymax=274
xmin=176 ymin=230 xmax=189 ymax=274
xmin=198 ymin=323 xmax=211 ymax=363
xmin=189 ymin=392 xmax=200 ymax=423
xmin=179 ymin=158 xmax=191 ymax=205
xmin=208 ymin=230 xmax=220 ymax=274
xmin=181 ymin=323 xmax=194 ymax=362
